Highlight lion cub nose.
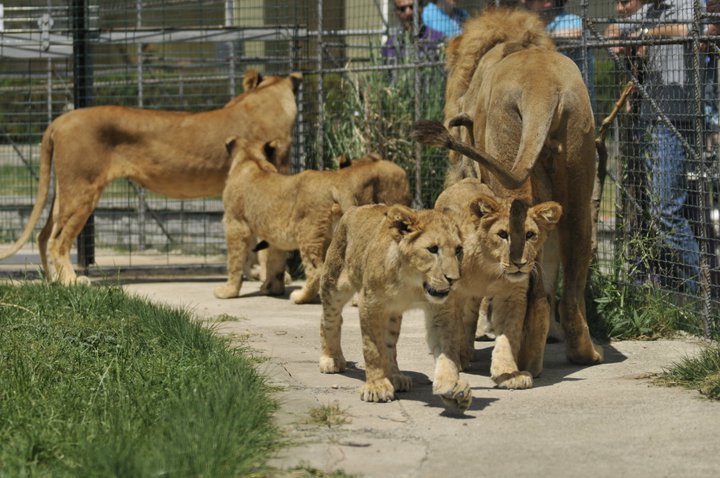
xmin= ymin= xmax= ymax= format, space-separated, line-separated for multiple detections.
xmin=445 ymin=274 xmax=458 ymax=286
xmin=513 ymin=260 xmax=528 ymax=269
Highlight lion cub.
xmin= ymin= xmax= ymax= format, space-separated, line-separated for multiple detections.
xmin=434 ymin=178 xmax=562 ymax=389
xmin=319 ymin=203 xmax=472 ymax=411
xmin=215 ymin=139 xmax=409 ymax=304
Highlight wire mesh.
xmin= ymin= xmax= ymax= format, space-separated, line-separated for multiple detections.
xmin=0 ymin=0 xmax=718 ymax=331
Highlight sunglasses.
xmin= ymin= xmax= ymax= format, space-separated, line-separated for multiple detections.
xmin=396 ymin=4 xmax=413 ymax=12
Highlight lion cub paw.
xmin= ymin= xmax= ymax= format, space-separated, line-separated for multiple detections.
xmin=74 ymin=276 xmax=92 ymax=286
xmin=289 ymin=289 xmax=318 ymax=304
xmin=434 ymin=379 xmax=472 ymax=412
xmin=319 ymin=354 xmax=346 ymax=373
xmin=391 ymin=373 xmax=413 ymax=392
xmin=260 ymin=279 xmax=285 ymax=296
xmin=360 ymin=378 xmax=395 ymax=403
xmin=214 ymin=284 xmax=239 ymax=299
xmin=494 ymin=371 xmax=533 ymax=390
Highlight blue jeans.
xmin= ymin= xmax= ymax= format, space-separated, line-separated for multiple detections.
xmin=642 ymin=122 xmax=700 ymax=293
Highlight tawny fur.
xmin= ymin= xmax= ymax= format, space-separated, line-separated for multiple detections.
xmin=215 ymin=141 xmax=410 ymax=304
xmin=319 ymin=204 xmax=472 ymax=411
xmin=422 ymin=7 xmax=603 ymax=365
xmin=0 ymin=69 xmax=301 ymax=286
xmin=434 ymin=178 xmax=561 ymax=389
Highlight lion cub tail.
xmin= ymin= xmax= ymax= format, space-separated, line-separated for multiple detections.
xmin=0 ymin=125 xmax=54 ymax=260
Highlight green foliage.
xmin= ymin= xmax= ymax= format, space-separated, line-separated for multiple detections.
xmin=0 ymin=282 xmax=279 ymax=477
xmin=657 ymin=344 xmax=720 ymax=400
xmin=587 ymin=265 xmax=703 ymax=340
xmin=321 ymin=55 xmax=448 ymax=206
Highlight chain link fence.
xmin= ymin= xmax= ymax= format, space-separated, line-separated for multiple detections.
xmin=1 ymin=0 xmax=718 ymax=331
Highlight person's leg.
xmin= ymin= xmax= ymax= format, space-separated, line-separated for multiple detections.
xmin=645 ymin=123 xmax=700 ymax=292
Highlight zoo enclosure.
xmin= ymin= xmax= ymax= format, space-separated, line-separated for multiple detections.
xmin=0 ymin=1 xmax=718 ymax=330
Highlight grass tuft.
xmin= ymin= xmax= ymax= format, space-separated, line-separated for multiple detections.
xmin=656 ymin=344 xmax=720 ymax=400
xmin=306 ymin=403 xmax=350 ymax=428
xmin=0 ymin=281 xmax=279 ymax=477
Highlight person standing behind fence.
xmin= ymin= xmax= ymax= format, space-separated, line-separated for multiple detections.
xmin=626 ymin=0 xmax=701 ymax=293
xmin=421 ymin=1 xmax=469 ymax=38
xmin=605 ymin=0 xmax=652 ymax=267
xmin=382 ymin=0 xmax=446 ymax=60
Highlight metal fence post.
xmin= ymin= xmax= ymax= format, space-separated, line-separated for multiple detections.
xmin=72 ymin=0 xmax=94 ymax=270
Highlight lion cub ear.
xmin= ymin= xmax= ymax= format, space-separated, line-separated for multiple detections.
xmin=242 ymin=69 xmax=263 ymax=92
xmin=386 ymin=204 xmax=418 ymax=241
xmin=469 ymin=193 xmax=501 ymax=221
xmin=530 ymin=201 xmax=563 ymax=229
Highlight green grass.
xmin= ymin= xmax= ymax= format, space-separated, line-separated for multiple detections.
xmin=587 ymin=266 xmax=703 ymax=341
xmin=656 ymin=344 xmax=720 ymax=400
xmin=0 ymin=282 xmax=279 ymax=477
xmin=306 ymin=403 xmax=350 ymax=428
xmin=0 ymin=164 xmax=37 ymax=196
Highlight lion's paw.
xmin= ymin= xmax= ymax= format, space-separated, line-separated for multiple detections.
xmin=567 ymin=341 xmax=604 ymax=365
xmin=391 ymin=372 xmax=413 ymax=392
xmin=434 ymin=379 xmax=472 ymax=412
xmin=260 ymin=280 xmax=285 ymax=296
xmin=319 ymin=354 xmax=346 ymax=373
xmin=290 ymin=289 xmax=318 ymax=304
xmin=494 ymin=371 xmax=533 ymax=389
xmin=360 ymin=378 xmax=395 ymax=402
xmin=214 ymin=284 xmax=239 ymax=299
xmin=75 ymin=276 xmax=92 ymax=286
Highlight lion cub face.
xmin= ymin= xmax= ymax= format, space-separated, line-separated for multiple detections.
xmin=387 ymin=205 xmax=463 ymax=304
xmin=472 ymin=195 xmax=562 ymax=283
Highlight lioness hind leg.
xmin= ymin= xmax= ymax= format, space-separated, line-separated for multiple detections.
xmin=557 ymin=204 xmax=604 ymax=365
xmin=387 ymin=314 xmax=412 ymax=392
xmin=215 ymin=218 xmax=253 ymax=299
xmin=37 ymin=201 xmax=54 ymax=278
xmin=47 ymin=189 xmax=99 ymax=285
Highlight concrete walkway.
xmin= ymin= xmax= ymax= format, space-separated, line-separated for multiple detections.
xmin=123 ymin=278 xmax=720 ymax=478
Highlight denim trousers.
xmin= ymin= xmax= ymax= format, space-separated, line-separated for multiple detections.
xmin=642 ymin=122 xmax=700 ymax=293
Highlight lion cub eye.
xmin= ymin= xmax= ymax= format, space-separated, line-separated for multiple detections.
xmin=455 ymin=245 xmax=463 ymax=256
xmin=427 ymin=245 xmax=439 ymax=254
xmin=526 ymin=231 xmax=536 ymax=240
xmin=498 ymin=230 xmax=509 ymax=240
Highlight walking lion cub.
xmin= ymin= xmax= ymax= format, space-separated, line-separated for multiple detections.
xmin=434 ymin=179 xmax=562 ymax=389
xmin=319 ymin=203 xmax=472 ymax=411
xmin=215 ymin=140 xmax=409 ymax=303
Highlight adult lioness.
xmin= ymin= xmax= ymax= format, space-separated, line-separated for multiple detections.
xmin=319 ymin=203 xmax=471 ymax=412
xmin=434 ymin=178 xmax=561 ymax=389
xmin=414 ymin=7 xmax=603 ymax=365
xmin=0 ymin=69 xmax=301 ymax=285
xmin=215 ymin=140 xmax=410 ymax=304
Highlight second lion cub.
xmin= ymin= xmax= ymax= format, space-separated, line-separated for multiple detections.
xmin=215 ymin=139 xmax=409 ymax=303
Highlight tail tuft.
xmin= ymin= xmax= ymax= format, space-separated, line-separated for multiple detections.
xmin=412 ymin=120 xmax=453 ymax=148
